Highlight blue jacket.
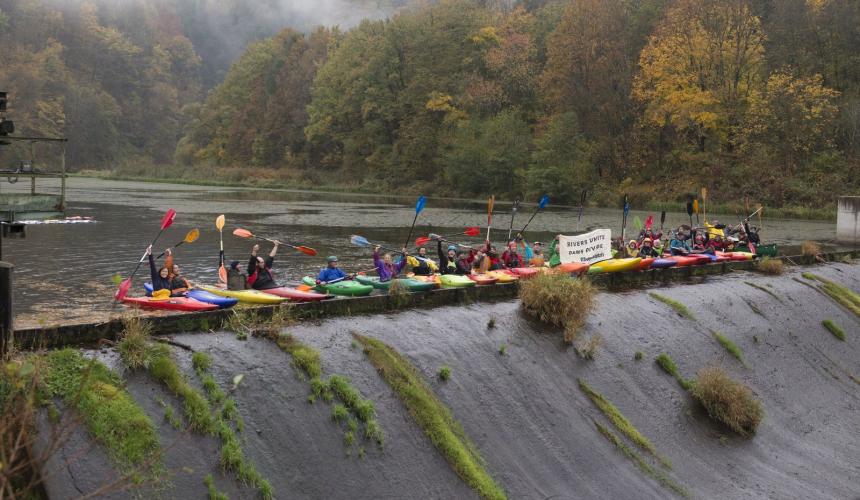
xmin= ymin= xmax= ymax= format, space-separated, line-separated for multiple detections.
xmin=318 ymin=267 xmax=347 ymax=282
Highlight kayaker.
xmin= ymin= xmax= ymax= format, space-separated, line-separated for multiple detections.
xmin=373 ymin=246 xmax=407 ymax=282
xmin=169 ymin=261 xmax=191 ymax=296
xmin=528 ymin=241 xmax=545 ymax=267
xmin=637 ymin=238 xmax=659 ymax=258
xmin=669 ymin=231 xmax=691 ymax=255
xmin=624 ymin=240 xmax=639 ymax=258
xmin=146 ymin=245 xmax=172 ymax=293
xmin=248 ymin=243 xmax=279 ymax=290
xmin=471 ymin=248 xmax=489 ymax=274
xmin=437 ymin=239 xmax=469 ymax=275
xmin=487 ymin=246 xmax=503 ymax=270
xmin=227 ymin=261 xmax=248 ymax=290
xmin=706 ymin=234 xmax=725 ymax=252
xmin=501 ymin=240 xmax=523 ymax=268
xmin=407 ymin=247 xmax=437 ymax=276
xmin=652 ymin=238 xmax=665 ymax=257
xmin=318 ymin=256 xmax=352 ymax=283
xmin=691 ymin=233 xmax=707 ymax=253
xmin=547 ymin=235 xmax=562 ymax=267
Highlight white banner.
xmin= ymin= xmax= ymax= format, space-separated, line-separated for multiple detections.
xmin=559 ymin=229 xmax=613 ymax=264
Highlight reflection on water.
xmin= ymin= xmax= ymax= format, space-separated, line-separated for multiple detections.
xmin=1 ymin=177 xmax=844 ymax=327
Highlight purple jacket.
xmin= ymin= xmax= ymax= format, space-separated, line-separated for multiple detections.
xmin=373 ymin=251 xmax=406 ymax=282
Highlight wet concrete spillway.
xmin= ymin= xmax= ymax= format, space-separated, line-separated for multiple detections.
xmin=39 ymin=260 xmax=860 ymax=499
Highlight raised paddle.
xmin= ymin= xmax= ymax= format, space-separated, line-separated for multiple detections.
xmin=575 ymin=189 xmax=587 ymax=232
xmin=350 ymin=235 xmax=405 ymax=256
xmin=404 ymin=195 xmax=427 ymax=250
xmin=156 ymin=228 xmax=200 ymax=259
xmin=659 ymin=211 xmax=666 ymax=233
xmin=507 ymin=198 xmax=520 ymax=240
xmin=415 ymin=226 xmax=480 ymax=247
xmin=693 ymin=199 xmax=700 ymax=225
xmin=486 ymin=195 xmax=495 ymax=241
xmin=686 ymin=199 xmax=694 ymax=227
xmin=518 ymin=194 xmax=550 ymax=237
xmin=621 ymin=194 xmax=630 ymax=242
xmin=115 ymin=208 xmax=176 ymax=301
xmin=701 ymin=187 xmax=708 ymax=224
xmin=425 ymin=233 xmax=476 ymax=250
xmin=232 ymin=228 xmax=317 ymax=256
xmin=216 ymin=215 xmax=226 ymax=283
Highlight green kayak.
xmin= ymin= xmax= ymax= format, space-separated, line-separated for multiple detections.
xmin=438 ymin=274 xmax=475 ymax=288
xmin=354 ymin=275 xmax=436 ymax=292
xmin=736 ymin=243 xmax=778 ymax=257
xmin=301 ymin=277 xmax=374 ymax=297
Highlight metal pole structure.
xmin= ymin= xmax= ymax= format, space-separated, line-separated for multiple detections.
xmin=30 ymin=141 xmax=36 ymax=195
xmin=0 ymin=261 xmax=12 ymax=359
xmin=60 ymin=143 xmax=66 ymax=210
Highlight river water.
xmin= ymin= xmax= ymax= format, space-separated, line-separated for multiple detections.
xmin=1 ymin=177 xmax=847 ymax=327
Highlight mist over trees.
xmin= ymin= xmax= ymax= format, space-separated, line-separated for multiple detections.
xmin=2 ymin=0 xmax=859 ymax=208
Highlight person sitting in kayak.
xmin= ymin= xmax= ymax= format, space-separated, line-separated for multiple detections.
xmin=502 ymin=240 xmax=523 ymax=268
xmin=624 ymin=240 xmax=639 ymax=258
xmin=318 ymin=255 xmax=353 ymax=283
xmin=248 ymin=243 xmax=279 ymax=290
xmin=487 ymin=246 xmax=504 ymax=270
xmin=146 ymin=245 xmax=172 ymax=293
xmin=227 ymin=261 xmax=248 ymax=290
xmin=669 ymin=231 xmax=691 ymax=255
xmin=471 ymin=248 xmax=489 ymax=274
xmin=169 ymin=260 xmax=191 ymax=296
xmin=437 ymin=239 xmax=469 ymax=275
xmin=706 ymin=234 xmax=725 ymax=252
xmin=690 ymin=233 xmax=708 ymax=253
xmin=527 ymin=241 xmax=545 ymax=267
xmin=547 ymin=235 xmax=562 ymax=267
xmin=373 ymin=246 xmax=407 ymax=282
xmin=407 ymin=246 xmax=437 ymax=276
xmin=652 ymin=237 xmax=665 ymax=257
xmin=637 ymin=238 xmax=659 ymax=258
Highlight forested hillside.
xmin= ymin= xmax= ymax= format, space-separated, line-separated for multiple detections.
xmin=2 ymin=0 xmax=859 ymax=209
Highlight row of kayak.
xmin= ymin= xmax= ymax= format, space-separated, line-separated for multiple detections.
xmin=121 ymin=251 xmax=756 ymax=312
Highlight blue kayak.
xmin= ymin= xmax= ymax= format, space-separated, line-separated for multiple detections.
xmin=144 ymin=283 xmax=238 ymax=308
xmin=650 ymin=258 xmax=678 ymax=269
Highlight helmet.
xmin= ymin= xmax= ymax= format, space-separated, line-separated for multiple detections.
xmin=326 ymin=256 xmax=338 ymax=263
xmin=447 ymin=245 xmax=457 ymax=252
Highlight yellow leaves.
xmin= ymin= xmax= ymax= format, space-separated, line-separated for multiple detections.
xmin=426 ymin=92 xmax=455 ymax=112
xmin=471 ymin=26 xmax=500 ymax=46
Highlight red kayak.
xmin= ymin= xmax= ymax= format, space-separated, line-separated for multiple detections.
xmin=508 ymin=267 xmax=542 ymax=279
xmin=262 ymin=287 xmax=330 ymax=302
xmin=638 ymin=258 xmax=655 ymax=270
xmin=122 ymin=296 xmax=218 ymax=312
xmin=667 ymin=256 xmax=698 ymax=267
xmin=688 ymin=254 xmax=713 ymax=265
xmin=554 ymin=262 xmax=590 ymax=275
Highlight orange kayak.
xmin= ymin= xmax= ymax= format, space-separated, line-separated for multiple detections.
xmin=508 ymin=267 xmax=543 ymax=279
xmin=554 ymin=262 xmax=590 ymax=275
xmin=468 ymin=274 xmax=498 ymax=286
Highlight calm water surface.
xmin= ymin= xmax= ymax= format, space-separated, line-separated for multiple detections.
xmin=1 ymin=177 xmax=847 ymax=327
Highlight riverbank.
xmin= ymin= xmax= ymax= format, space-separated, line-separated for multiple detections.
xmin=75 ymin=167 xmax=838 ymax=221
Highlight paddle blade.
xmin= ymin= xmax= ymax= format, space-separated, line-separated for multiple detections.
xmin=622 ymin=194 xmax=629 ymax=216
xmin=701 ymin=187 xmax=707 ymax=202
xmin=233 ymin=228 xmax=253 ymax=238
xmin=686 ymin=200 xmax=693 ymax=216
xmin=415 ymin=236 xmax=431 ymax=247
xmin=296 ymin=246 xmax=317 ymax=256
xmin=218 ymin=265 xmax=227 ymax=284
xmin=633 ymin=216 xmax=643 ymax=231
xmin=538 ymin=194 xmax=550 ymax=210
xmin=350 ymin=235 xmax=371 ymax=247
xmin=660 ymin=211 xmax=666 ymax=225
xmin=160 ymin=209 xmax=177 ymax=231
xmin=415 ymin=195 xmax=427 ymax=214
xmin=693 ymin=199 xmax=699 ymax=214
xmin=463 ymin=226 xmax=480 ymax=237
xmin=645 ymin=215 xmax=653 ymax=230
xmin=216 ymin=214 xmax=225 ymax=231
xmin=115 ymin=278 xmax=132 ymax=301
xmin=185 ymin=228 xmax=200 ymax=243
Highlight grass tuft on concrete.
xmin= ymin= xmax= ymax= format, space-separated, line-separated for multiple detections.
xmin=654 ymin=354 xmax=692 ymax=390
xmin=649 ymin=293 xmax=695 ymax=320
xmin=744 ymin=281 xmax=783 ymax=303
xmin=801 ymin=240 xmax=821 ymax=256
xmin=520 ymin=273 xmax=595 ymax=344
xmin=691 ymin=366 xmax=763 ymax=437
xmin=755 ymin=257 xmax=783 ymax=275
xmin=439 ymin=366 xmax=451 ymax=381
xmin=803 ymin=273 xmax=860 ymax=317
xmin=712 ymin=331 xmax=745 ymax=365
xmin=577 ymin=379 xmax=671 ymax=468
xmin=117 ymin=315 xmax=154 ymax=370
xmin=353 ymin=333 xmax=506 ymax=500
xmin=822 ymin=320 xmax=847 ymax=341
xmin=42 ymin=349 xmax=162 ymax=478
xmin=594 ymin=421 xmax=688 ymax=498
xmin=273 ymin=333 xmax=322 ymax=379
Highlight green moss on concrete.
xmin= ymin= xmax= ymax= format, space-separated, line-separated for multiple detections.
xmin=803 ymin=273 xmax=860 ymax=317
xmin=649 ymin=293 xmax=695 ymax=320
xmin=354 ymin=333 xmax=506 ymax=500
xmin=712 ymin=331 xmax=745 ymax=365
xmin=822 ymin=320 xmax=847 ymax=341
xmin=654 ymin=354 xmax=692 ymax=391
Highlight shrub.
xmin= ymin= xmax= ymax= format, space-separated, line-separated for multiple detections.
xmin=801 ymin=240 xmax=821 ymax=256
xmin=756 ymin=257 xmax=783 ymax=275
xmin=117 ymin=315 xmax=154 ymax=369
xmin=691 ymin=366 xmax=763 ymax=437
xmin=520 ymin=273 xmax=595 ymax=344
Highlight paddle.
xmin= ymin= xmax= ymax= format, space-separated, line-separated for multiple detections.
xmin=155 ymin=228 xmax=199 ymax=259
xmin=232 ymin=228 xmax=317 ymax=256
xmin=621 ymin=194 xmax=630 ymax=242
xmin=115 ymin=208 xmax=176 ymax=301
xmin=633 ymin=216 xmax=643 ymax=233
xmin=507 ymin=198 xmax=520 ymax=240
xmin=415 ymin=227 xmax=480 ymax=247
xmin=486 ymin=195 xmax=495 ymax=241
xmin=518 ymin=194 xmax=550 ymax=237
xmin=404 ymin=195 xmax=427 ymax=250
xmin=350 ymin=235 xmax=405 ymax=256
xmin=701 ymin=187 xmax=708 ymax=224
xmin=659 ymin=211 xmax=666 ymax=233
xmin=575 ymin=189 xmax=587 ymax=232
xmin=645 ymin=215 xmax=653 ymax=231
xmin=693 ymin=198 xmax=700 ymax=225
xmin=216 ymin=215 xmax=226 ymax=283
xmin=425 ymin=233 xmax=475 ymax=250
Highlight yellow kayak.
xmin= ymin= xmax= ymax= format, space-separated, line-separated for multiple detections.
xmin=486 ymin=270 xmax=519 ymax=283
xmin=198 ymin=285 xmax=287 ymax=304
xmin=588 ymin=258 xmax=642 ymax=274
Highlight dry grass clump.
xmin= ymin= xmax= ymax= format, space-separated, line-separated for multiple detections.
xmin=575 ymin=334 xmax=603 ymax=360
xmin=691 ymin=366 xmax=763 ymax=437
xmin=520 ymin=273 xmax=595 ymax=344
xmin=801 ymin=240 xmax=821 ymax=256
xmin=755 ymin=257 xmax=783 ymax=275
